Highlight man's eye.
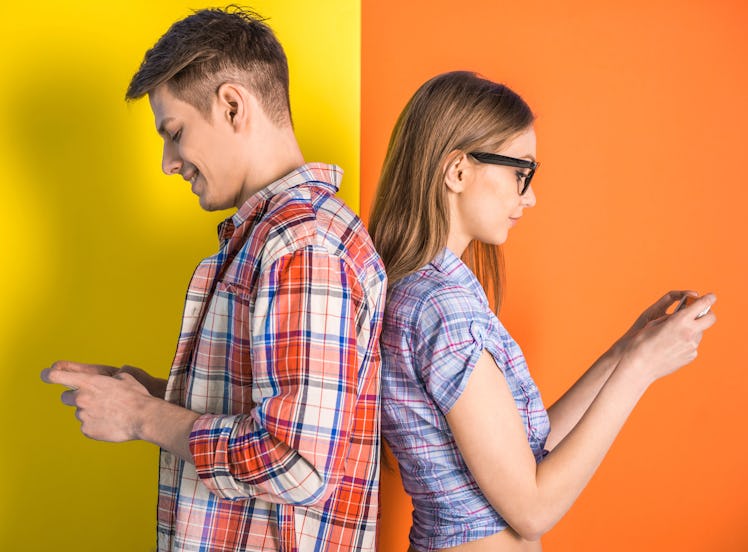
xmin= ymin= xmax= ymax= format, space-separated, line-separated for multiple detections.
xmin=515 ymin=170 xmax=527 ymax=183
xmin=171 ymin=130 xmax=182 ymax=143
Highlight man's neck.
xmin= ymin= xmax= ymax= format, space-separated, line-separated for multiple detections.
xmin=235 ymin=125 xmax=305 ymax=208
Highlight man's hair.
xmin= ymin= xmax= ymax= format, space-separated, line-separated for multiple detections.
xmin=369 ymin=71 xmax=535 ymax=313
xmin=126 ymin=5 xmax=291 ymax=126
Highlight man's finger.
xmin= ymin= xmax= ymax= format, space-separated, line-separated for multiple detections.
xmin=54 ymin=360 xmax=116 ymax=376
xmin=41 ymin=361 xmax=116 ymax=384
xmin=61 ymin=389 xmax=77 ymax=406
xmin=42 ymin=368 xmax=92 ymax=389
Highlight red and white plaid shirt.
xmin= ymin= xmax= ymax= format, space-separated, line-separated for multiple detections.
xmin=157 ymin=164 xmax=386 ymax=551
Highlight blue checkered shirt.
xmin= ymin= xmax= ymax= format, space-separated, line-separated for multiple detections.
xmin=380 ymin=247 xmax=550 ymax=551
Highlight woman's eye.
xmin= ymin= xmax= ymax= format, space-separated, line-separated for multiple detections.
xmin=515 ymin=170 xmax=527 ymax=183
xmin=171 ymin=130 xmax=182 ymax=143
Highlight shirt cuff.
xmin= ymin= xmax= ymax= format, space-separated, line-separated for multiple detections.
xmin=190 ymin=413 xmax=250 ymax=500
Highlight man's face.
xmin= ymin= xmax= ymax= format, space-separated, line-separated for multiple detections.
xmin=149 ymin=85 xmax=248 ymax=211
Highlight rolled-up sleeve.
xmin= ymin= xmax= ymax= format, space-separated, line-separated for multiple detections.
xmin=414 ymin=287 xmax=492 ymax=414
xmin=189 ymin=246 xmax=361 ymax=505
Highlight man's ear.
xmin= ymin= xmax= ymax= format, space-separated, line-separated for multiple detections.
xmin=444 ymin=151 xmax=468 ymax=193
xmin=215 ymin=82 xmax=252 ymax=132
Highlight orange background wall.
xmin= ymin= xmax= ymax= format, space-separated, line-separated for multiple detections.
xmin=363 ymin=1 xmax=748 ymax=550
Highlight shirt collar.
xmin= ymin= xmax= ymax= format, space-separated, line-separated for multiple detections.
xmin=429 ymin=247 xmax=490 ymax=308
xmin=217 ymin=162 xmax=343 ymax=240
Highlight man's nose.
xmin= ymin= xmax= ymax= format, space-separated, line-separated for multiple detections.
xmin=161 ymin=142 xmax=182 ymax=175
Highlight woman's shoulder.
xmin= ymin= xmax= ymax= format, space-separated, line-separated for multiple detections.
xmin=386 ymin=265 xmax=490 ymax=339
xmin=391 ymin=264 xmax=480 ymax=306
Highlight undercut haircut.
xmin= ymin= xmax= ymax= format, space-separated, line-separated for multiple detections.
xmin=126 ymin=5 xmax=291 ymax=126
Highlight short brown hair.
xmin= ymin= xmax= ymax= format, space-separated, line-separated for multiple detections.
xmin=369 ymin=71 xmax=535 ymax=313
xmin=126 ymin=5 xmax=291 ymax=126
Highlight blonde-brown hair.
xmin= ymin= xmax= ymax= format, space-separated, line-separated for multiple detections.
xmin=126 ymin=6 xmax=290 ymax=127
xmin=369 ymin=71 xmax=534 ymax=313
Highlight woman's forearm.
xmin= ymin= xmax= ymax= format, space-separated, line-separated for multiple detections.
xmin=528 ymin=357 xmax=651 ymax=536
xmin=449 ymin=294 xmax=715 ymax=541
xmin=544 ymin=345 xmax=622 ymax=450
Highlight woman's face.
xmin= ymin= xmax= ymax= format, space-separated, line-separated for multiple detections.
xmin=446 ymin=127 xmax=537 ymax=256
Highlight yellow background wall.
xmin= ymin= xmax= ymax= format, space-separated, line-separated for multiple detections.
xmin=0 ymin=1 xmax=359 ymax=550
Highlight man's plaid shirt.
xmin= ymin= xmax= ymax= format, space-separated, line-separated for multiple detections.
xmin=157 ymin=164 xmax=386 ymax=551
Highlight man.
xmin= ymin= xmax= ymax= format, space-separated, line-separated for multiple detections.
xmin=41 ymin=7 xmax=386 ymax=551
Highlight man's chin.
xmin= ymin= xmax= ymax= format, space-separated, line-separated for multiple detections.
xmin=198 ymin=195 xmax=233 ymax=212
xmin=197 ymin=194 xmax=214 ymax=211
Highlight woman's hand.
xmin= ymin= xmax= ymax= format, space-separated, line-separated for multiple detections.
xmin=610 ymin=290 xmax=696 ymax=358
xmin=545 ymin=290 xmax=713 ymax=450
xmin=621 ymin=293 xmax=717 ymax=384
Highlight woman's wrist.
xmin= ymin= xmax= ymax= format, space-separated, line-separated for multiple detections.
xmin=591 ymin=344 xmax=622 ymax=379
xmin=612 ymin=351 xmax=655 ymax=392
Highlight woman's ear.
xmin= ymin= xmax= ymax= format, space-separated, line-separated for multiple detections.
xmin=215 ymin=82 xmax=251 ymax=132
xmin=444 ymin=151 xmax=468 ymax=193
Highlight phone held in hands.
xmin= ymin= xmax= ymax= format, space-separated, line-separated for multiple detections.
xmin=673 ymin=295 xmax=711 ymax=319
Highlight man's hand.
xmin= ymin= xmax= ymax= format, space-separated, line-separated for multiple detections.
xmin=41 ymin=360 xmax=119 ymax=378
xmin=118 ymin=364 xmax=168 ymax=399
xmin=40 ymin=360 xmax=168 ymax=399
xmin=41 ymin=360 xmax=152 ymax=442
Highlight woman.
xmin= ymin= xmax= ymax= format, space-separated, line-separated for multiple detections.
xmin=369 ymin=71 xmax=716 ymax=552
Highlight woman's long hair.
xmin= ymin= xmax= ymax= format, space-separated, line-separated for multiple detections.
xmin=369 ymin=71 xmax=535 ymax=313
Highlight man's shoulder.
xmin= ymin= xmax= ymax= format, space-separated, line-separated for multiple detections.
xmin=249 ymin=184 xmax=383 ymax=283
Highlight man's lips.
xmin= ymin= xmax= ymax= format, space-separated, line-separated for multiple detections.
xmin=182 ymin=169 xmax=200 ymax=191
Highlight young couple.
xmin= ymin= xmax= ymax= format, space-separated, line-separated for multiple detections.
xmin=41 ymin=7 xmax=716 ymax=552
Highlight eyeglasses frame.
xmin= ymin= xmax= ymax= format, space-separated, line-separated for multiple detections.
xmin=468 ymin=152 xmax=538 ymax=196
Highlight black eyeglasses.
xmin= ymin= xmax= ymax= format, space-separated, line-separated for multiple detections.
xmin=469 ymin=152 xmax=539 ymax=196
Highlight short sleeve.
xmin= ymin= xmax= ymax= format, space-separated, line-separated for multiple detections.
xmin=413 ymin=287 xmax=491 ymax=414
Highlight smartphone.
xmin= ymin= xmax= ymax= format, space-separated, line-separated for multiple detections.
xmin=674 ymin=295 xmax=711 ymax=319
